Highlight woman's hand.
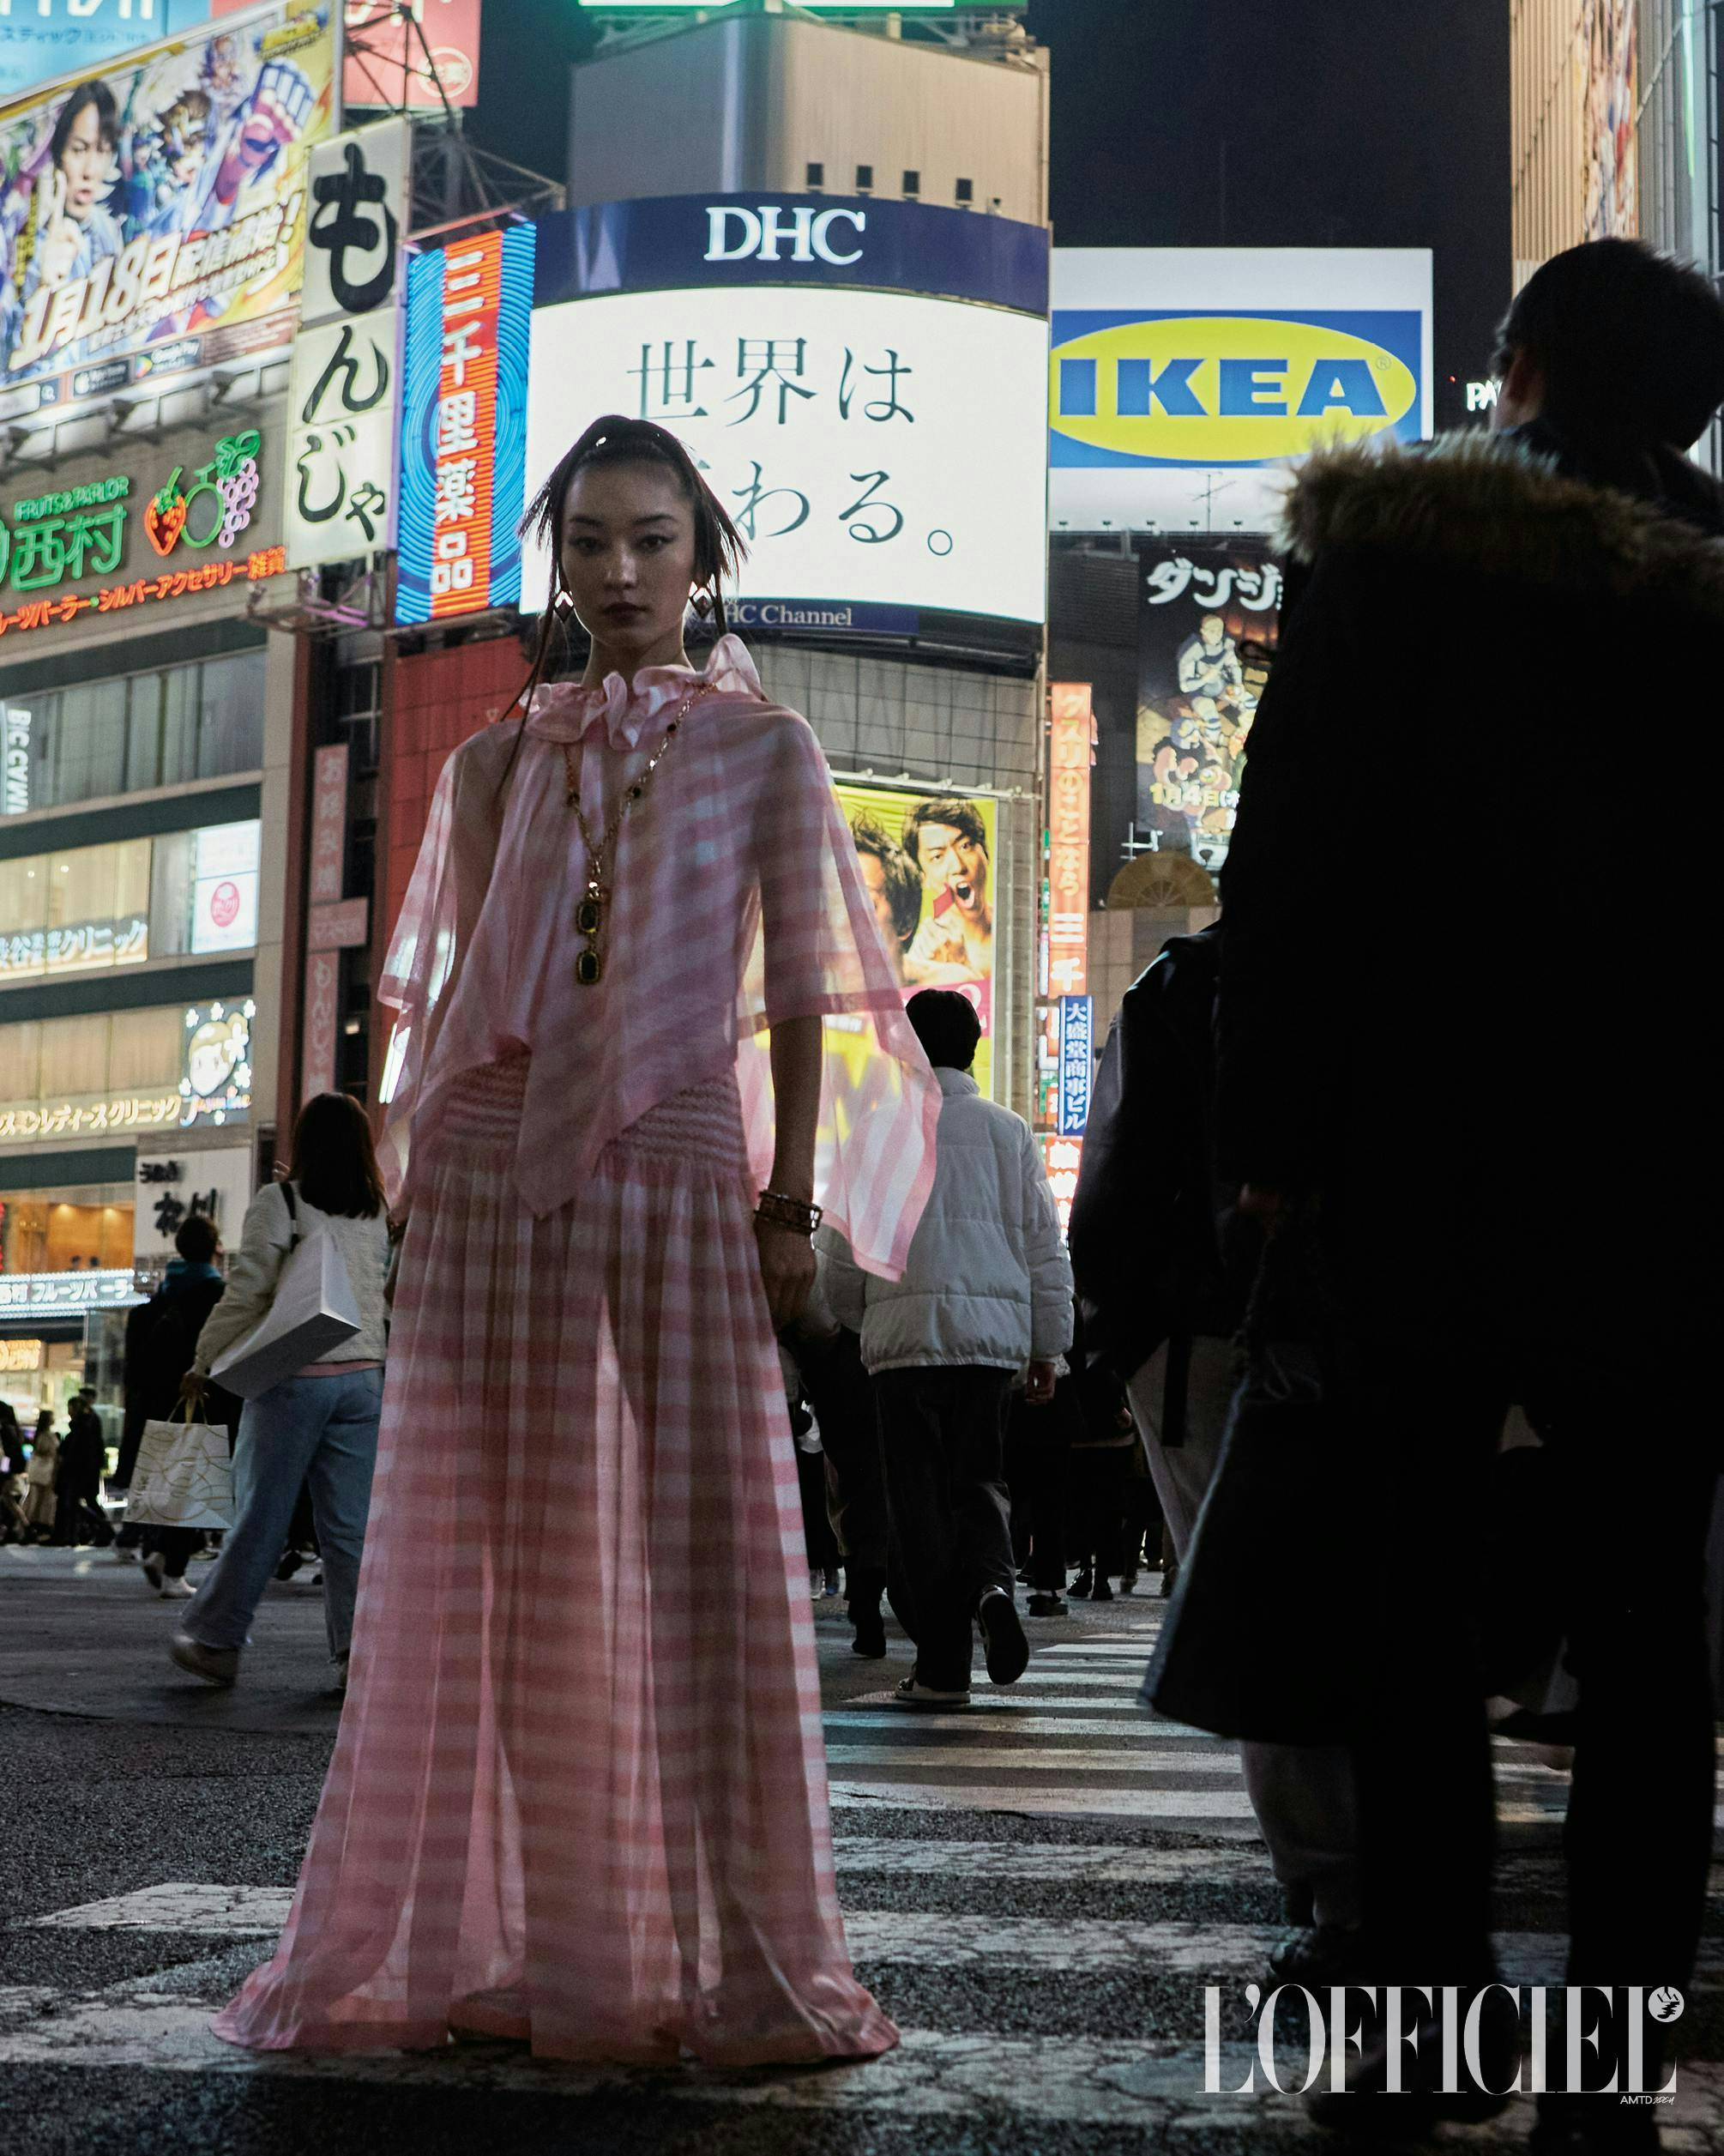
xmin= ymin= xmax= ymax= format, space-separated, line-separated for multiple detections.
xmin=178 ymin=1371 xmax=208 ymax=1415
xmin=754 ymin=1217 xmax=816 ymax=1333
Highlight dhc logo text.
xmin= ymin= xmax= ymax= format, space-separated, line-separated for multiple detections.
xmin=705 ymin=205 xmax=867 ymax=267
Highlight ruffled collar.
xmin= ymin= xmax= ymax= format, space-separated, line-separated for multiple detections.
xmin=523 ymin=632 xmax=763 ymax=749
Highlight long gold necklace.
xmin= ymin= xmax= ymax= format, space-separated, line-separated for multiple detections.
xmin=562 ymin=679 xmax=712 ymax=987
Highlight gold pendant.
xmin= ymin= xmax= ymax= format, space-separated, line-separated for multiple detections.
xmin=575 ymin=895 xmax=603 ymax=938
xmin=575 ymin=946 xmax=602 ymax=987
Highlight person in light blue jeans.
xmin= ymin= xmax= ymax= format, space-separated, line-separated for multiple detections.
xmin=169 ymin=1092 xmax=393 ymax=1692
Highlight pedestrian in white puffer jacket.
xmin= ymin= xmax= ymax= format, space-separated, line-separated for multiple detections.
xmin=816 ymin=989 xmax=1073 ymax=1712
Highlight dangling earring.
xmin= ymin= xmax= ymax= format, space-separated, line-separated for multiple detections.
xmin=553 ymin=589 xmax=576 ymax=620
xmin=690 ymin=584 xmax=715 ymax=621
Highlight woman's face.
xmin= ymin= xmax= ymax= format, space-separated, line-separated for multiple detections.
xmin=558 ymin=461 xmax=699 ymax=660
xmin=57 ymin=100 xmax=112 ymax=221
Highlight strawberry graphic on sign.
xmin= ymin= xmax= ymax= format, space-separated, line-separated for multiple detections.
xmin=144 ymin=471 xmax=187 ymax=558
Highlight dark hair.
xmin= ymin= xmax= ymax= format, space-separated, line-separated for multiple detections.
xmin=51 ymin=80 xmax=118 ymax=167
xmin=905 ymin=794 xmax=989 ymax=863
xmin=287 ymin=1091 xmax=385 ymax=1220
xmin=907 ymin=988 xmax=982 ymax=1072
xmin=1494 ymin=239 xmax=1724 ymax=450
xmin=513 ymin=414 xmax=746 ymax=716
xmin=850 ymin=814 xmax=923 ymax=944
xmin=175 ymin=1213 xmax=220 ymax=1264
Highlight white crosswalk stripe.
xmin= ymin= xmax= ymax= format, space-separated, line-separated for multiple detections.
xmin=9 ymin=1600 xmax=1721 ymax=2142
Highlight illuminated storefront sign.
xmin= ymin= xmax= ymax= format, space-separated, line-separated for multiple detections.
xmin=1058 ymin=993 xmax=1093 ymax=1138
xmin=3 ymin=708 xmax=30 ymax=815
xmin=0 ymin=5 xmax=335 ymax=416
xmin=1049 ymin=250 xmax=1432 ymax=532
xmin=132 ymin=1145 xmax=255 ymax=1261
xmin=180 ymin=999 xmax=254 ymax=1128
xmin=395 ymin=221 xmax=533 ymax=623
xmin=190 ymin=821 xmax=262 ymax=954
xmin=283 ymin=118 xmax=408 ymax=571
xmin=0 ymin=1270 xmax=142 ymax=1314
xmin=0 ymin=547 xmax=286 ymax=643
xmin=0 ymin=1339 xmax=44 ymax=1373
xmin=0 ymin=1096 xmax=179 ymax=1142
xmin=1047 ymin=682 xmax=1094 ymax=999
xmin=0 ymin=915 xmax=148 ymax=981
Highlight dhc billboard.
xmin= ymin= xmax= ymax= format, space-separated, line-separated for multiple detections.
xmin=1049 ymin=249 xmax=1433 ymax=533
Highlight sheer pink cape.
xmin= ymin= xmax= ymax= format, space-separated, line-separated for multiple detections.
xmin=377 ymin=636 xmax=938 ymax=1279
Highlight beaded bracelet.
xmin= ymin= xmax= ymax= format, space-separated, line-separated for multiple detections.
xmin=756 ymin=1189 xmax=823 ymax=1236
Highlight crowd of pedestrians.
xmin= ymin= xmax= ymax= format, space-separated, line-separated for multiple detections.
xmin=5 ymin=239 xmax=1718 ymax=2150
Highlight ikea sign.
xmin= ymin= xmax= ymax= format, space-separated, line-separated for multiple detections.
xmin=1051 ymin=311 xmax=1423 ymax=468
xmin=1047 ymin=250 xmax=1433 ymax=532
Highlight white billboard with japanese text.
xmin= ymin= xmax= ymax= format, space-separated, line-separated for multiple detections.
xmin=521 ymin=285 xmax=1048 ymax=624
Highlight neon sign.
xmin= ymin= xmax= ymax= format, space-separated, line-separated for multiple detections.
xmin=0 ymin=548 xmax=287 ymax=643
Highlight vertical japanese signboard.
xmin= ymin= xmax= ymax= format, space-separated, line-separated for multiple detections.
xmin=300 ymin=741 xmax=347 ymax=1100
xmin=395 ymin=220 xmax=533 ymax=624
xmin=1047 ymin=682 xmax=1093 ymax=999
xmin=1057 ymin=993 xmax=1093 ymax=1138
xmin=283 ymin=116 xmax=408 ymax=571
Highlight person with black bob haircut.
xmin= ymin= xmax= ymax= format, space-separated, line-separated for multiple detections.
xmin=169 ymin=1093 xmax=392 ymax=1693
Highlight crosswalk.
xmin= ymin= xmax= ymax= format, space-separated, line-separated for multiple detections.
xmin=6 ymin=1600 xmax=1724 ymax=2147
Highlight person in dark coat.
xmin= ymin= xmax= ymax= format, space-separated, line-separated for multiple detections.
xmin=116 ymin=1214 xmax=239 ymax=1595
xmin=52 ymin=1389 xmax=109 ymax=1546
xmin=1216 ymin=239 xmax=1724 ymax=2147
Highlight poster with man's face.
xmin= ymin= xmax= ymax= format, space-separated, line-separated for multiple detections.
xmin=1136 ymin=541 xmax=1282 ymax=873
xmin=835 ymin=778 xmax=998 ymax=1098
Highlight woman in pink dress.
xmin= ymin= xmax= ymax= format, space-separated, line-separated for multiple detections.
xmin=214 ymin=415 xmax=939 ymax=2065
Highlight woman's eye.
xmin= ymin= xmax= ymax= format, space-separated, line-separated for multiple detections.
xmin=567 ymin=537 xmax=600 ymax=555
xmin=640 ymin=535 xmax=668 ymax=552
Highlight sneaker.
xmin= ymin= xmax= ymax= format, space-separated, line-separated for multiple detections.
xmin=1026 ymin=1591 xmax=1068 ymax=1617
xmin=889 ymin=1676 xmax=970 ymax=1710
xmin=1070 ymin=1568 xmax=1093 ymax=1599
xmin=110 ymin=1544 xmax=140 ymax=1563
xmin=1092 ymin=1576 xmax=1115 ymax=1603
xmin=329 ymin=1655 xmax=350 ymax=1698
xmin=142 ymin=1552 xmax=166 ymax=1592
xmin=977 ymin=1585 xmax=1030 ymax=1685
xmin=822 ymin=1567 xmax=842 ymax=1597
xmin=851 ymin=1605 xmax=888 ymax=1659
xmin=1118 ymin=1569 xmax=1139 ymax=1596
xmin=168 ymin=1632 xmax=239 ymax=1687
xmin=158 ymin=1575 xmax=197 ymax=1600
xmin=274 ymin=1549 xmax=304 ymax=1582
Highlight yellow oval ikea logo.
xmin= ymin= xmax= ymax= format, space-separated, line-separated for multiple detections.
xmin=1050 ymin=315 xmax=1419 ymax=467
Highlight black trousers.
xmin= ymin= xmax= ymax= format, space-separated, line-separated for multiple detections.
xmin=876 ymin=1366 xmax=1016 ymax=1691
xmin=1004 ymin=1392 xmax=1069 ymax=1591
xmin=792 ymin=1328 xmax=889 ymax=1575
xmin=1333 ymin=1241 xmax=1715 ymax=2085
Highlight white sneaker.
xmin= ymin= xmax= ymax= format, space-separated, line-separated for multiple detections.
xmin=111 ymin=1544 xmax=140 ymax=1563
xmin=159 ymin=1575 xmax=196 ymax=1599
xmin=142 ymin=1552 xmax=166 ymax=1592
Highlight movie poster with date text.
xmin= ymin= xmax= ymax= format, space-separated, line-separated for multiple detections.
xmin=833 ymin=777 xmax=998 ymax=1098
xmin=0 ymin=3 xmax=335 ymax=403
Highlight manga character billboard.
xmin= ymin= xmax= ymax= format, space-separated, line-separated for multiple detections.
xmin=0 ymin=3 xmax=336 ymax=408
xmin=834 ymin=776 xmax=998 ymax=1099
xmin=1135 ymin=541 xmax=1281 ymax=874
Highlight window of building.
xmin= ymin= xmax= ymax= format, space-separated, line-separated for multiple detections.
xmin=1 ymin=649 xmax=265 ymax=817
xmin=805 ymin=161 xmax=824 ymax=189
xmin=0 ymin=1001 xmax=190 ymax=1126
xmin=903 ymin=170 xmax=921 ymax=196
xmin=955 ymin=177 xmax=974 ymax=205
xmin=0 ymin=820 xmax=258 ymax=978
xmin=856 ymin=164 xmax=874 ymax=193
xmin=0 ymin=1184 xmax=134 ymax=1275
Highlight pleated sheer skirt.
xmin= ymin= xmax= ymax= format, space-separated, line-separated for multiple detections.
xmin=214 ymin=1056 xmax=896 ymax=2066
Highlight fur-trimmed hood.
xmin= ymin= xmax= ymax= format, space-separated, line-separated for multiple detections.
xmin=1279 ymin=432 xmax=1724 ymax=624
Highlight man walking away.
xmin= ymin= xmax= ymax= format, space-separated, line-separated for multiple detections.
xmin=817 ymin=989 xmax=1073 ymax=1708
xmin=1218 ymin=239 xmax=1724 ymax=2148
xmin=52 ymin=1390 xmax=109 ymax=1547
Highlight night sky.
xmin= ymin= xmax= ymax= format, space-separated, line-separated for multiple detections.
xmin=468 ymin=2 xmax=1510 ymax=431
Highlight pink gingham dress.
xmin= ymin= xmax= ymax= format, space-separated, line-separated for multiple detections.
xmin=214 ymin=637 xmax=937 ymax=2065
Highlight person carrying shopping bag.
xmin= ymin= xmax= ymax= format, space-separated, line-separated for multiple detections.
xmin=169 ymin=1093 xmax=392 ymax=1691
